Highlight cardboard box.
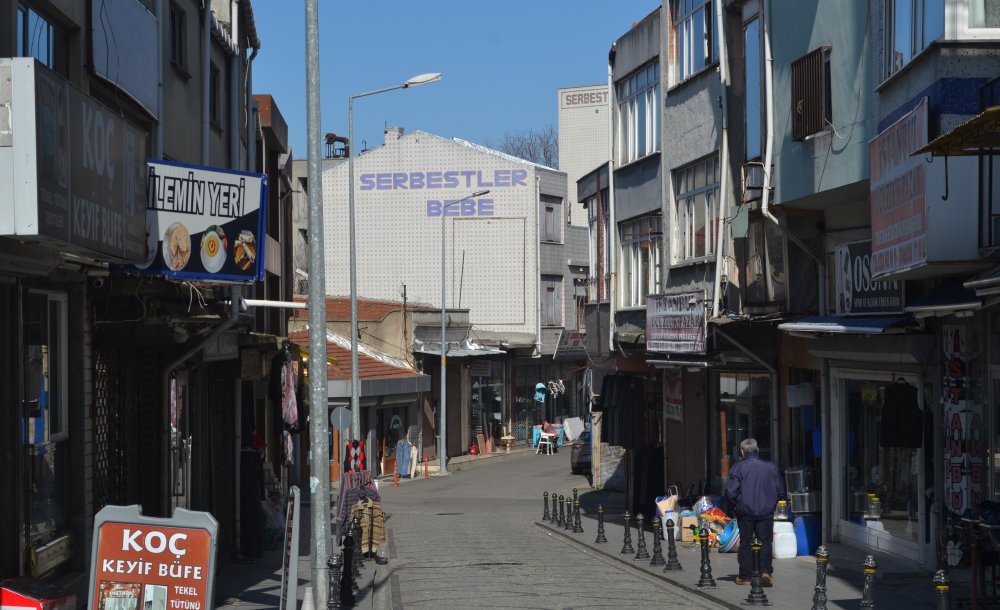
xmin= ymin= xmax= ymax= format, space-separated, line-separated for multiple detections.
xmin=680 ymin=516 xmax=700 ymax=542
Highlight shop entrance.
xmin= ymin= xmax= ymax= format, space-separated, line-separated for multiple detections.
xmin=832 ymin=369 xmax=930 ymax=567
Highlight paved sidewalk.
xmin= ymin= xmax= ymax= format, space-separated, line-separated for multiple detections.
xmin=538 ymin=487 xmax=939 ymax=610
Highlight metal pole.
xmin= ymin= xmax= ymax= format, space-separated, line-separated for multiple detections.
xmin=348 ymin=94 xmax=360 ymax=442
xmin=438 ymin=190 xmax=488 ymax=476
xmin=305 ymin=0 xmax=329 ymax=607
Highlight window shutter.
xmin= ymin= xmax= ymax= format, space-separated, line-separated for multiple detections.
xmin=790 ymin=46 xmax=830 ymax=141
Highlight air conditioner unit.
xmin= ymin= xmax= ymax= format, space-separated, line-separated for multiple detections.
xmin=742 ymin=162 xmax=766 ymax=203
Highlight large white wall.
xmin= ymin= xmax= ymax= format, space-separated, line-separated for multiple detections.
xmin=558 ymin=85 xmax=610 ymax=228
xmin=322 ymin=130 xmax=545 ymax=335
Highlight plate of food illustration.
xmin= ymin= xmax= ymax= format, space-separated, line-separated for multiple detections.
xmin=163 ymin=222 xmax=191 ymax=271
xmin=233 ymin=230 xmax=257 ymax=271
xmin=201 ymin=225 xmax=228 ymax=273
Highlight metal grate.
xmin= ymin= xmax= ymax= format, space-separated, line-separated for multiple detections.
xmin=791 ymin=46 xmax=831 ymax=141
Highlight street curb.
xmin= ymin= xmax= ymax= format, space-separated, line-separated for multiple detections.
xmin=536 ymin=520 xmax=744 ymax=610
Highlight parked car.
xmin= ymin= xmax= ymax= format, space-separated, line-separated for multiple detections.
xmin=570 ymin=430 xmax=591 ymax=475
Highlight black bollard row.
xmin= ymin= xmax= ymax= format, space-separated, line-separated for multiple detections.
xmin=551 ymin=491 xmax=558 ymax=526
xmin=696 ymin=527 xmax=717 ymax=588
xmin=327 ymin=553 xmax=342 ymax=609
xmin=649 ymin=517 xmax=665 ymax=567
xmin=663 ymin=519 xmax=682 ymax=571
xmin=572 ymin=488 xmax=579 ymax=510
xmin=934 ymin=569 xmax=950 ymax=610
xmin=558 ymin=495 xmax=565 ymax=528
xmin=543 ymin=491 xmax=550 ymax=522
xmin=620 ymin=511 xmax=635 ymax=555
xmin=573 ymin=500 xmax=584 ymax=533
xmin=860 ymin=555 xmax=878 ymax=609
xmin=563 ymin=496 xmax=573 ymax=531
xmin=745 ymin=533 xmax=771 ymax=606
xmin=595 ymin=505 xmax=608 ymax=544
xmin=634 ymin=513 xmax=650 ymax=560
xmin=811 ymin=545 xmax=829 ymax=610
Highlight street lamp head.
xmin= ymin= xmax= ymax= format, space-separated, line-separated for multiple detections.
xmin=403 ymin=72 xmax=443 ymax=88
xmin=471 ymin=189 xmax=490 ymax=198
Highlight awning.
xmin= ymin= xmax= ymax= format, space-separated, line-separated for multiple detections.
xmin=413 ymin=344 xmax=506 ymax=358
xmin=914 ymin=106 xmax=1000 ymax=156
xmin=965 ymin=264 xmax=1000 ymax=296
xmin=904 ymin=283 xmax=982 ymax=317
xmin=778 ymin=315 xmax=916 ymax=335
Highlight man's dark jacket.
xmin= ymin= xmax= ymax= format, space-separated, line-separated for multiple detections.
xmin=725 ymin=454 xmax=786 ymax=519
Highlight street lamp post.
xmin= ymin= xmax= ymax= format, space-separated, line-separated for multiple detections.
xmin=348 ymin=72 xmax=441 ymax=442
xmin=439 ymin=189 xmax=489 ymax=475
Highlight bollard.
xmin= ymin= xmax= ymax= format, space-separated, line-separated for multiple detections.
xmin=663 ymin=519 xmax=682 ymax=571
xmin=424 ymin=456 xmax=429 ymax=480
xmin=558 ymin=495 xmax=566 ymax=528
xmin=634 ymin=513 xmax=650 ymax=560
xmin=650 ymin=516 xmax=665 ymax=566
xmin=351 ymin=515 xmax=363 ymax=577
xmin=620 ymin=511 xmax=635 ymax=555
xmin=572 ymin=488 xmax=579 ymax=513
xmin=327 ymin=553 xmax=342 ymax=609
xmin=543 ymin=491 xmax=550 ymax=522
xmin=573 ymin=500 xmax=584 ymax=533
xmin=745 ymin=533 xmax=770 ymax=605
xmin=551 ymin=491 xmax=559 ymax=526
xmin=860 ymin=555 xmax=878 ymax=609
xmin=563 ymin=496 xmax=574 ymax=532
xmin=340 ymin=532 xmax=357 ymax=606
xmin=394 ymin=470 xmax=399 ymax=487
xmin=933 ymin=570 xmax=950 ymax=610
xmin=696 ymin=527 xmax=717 ymax=588
xmin=811 ymin=545 xmax=829 ymax=610
xmin=595 ymin=505 xmax=608 ymax=544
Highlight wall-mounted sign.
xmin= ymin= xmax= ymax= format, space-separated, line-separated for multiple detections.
xmin=835 ymin=240 xmax=904 ymax=315
xmin=869 ymin=98 xmax=928 ymax=278
xmin=554 ymin=330 xmax=586 ymax=360
xmin=647 ymin=291 xmax=706 ymax=354
xmin=560 ymin=88 xmax=608 ymax=108
xmin=88 ymin=505 xmax=218 ymax=610
xmin=127 ymin=160 xmax=267 ymax=282
xmin=663 ymin=370 xmax=683 ymax=423
xmin=358 ymin=168 xmax=520 ymax=217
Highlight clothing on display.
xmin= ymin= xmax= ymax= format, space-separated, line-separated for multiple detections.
xmin=395 ymin=440 xmax=412 ymax=477
xmin=344 ymin=440 xmax=367 ymax=472
xmin=269 ymin=346 xmax=300 ymax=432
xmin=879 ymin=380 xmax=922 ymax=448
xmin=349 ymin=498 xmax=387 ymax=555
xmin=335 ymin=469 xmax=380 ymax=530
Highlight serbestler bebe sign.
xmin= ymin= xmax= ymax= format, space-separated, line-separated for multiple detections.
xmin=88 ymin=505 xmax=218 ymax=610
xmin=127 ymin=160 xmax=267 ymax=282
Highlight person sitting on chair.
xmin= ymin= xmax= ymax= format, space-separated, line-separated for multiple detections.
xmin=541 ymin=420 xmax=559 ymax=452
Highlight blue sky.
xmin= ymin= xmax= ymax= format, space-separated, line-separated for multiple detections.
xmin=251 ymin=1 xmax=661 ymax=158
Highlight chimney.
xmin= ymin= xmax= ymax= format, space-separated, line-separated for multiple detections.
xmin=384 ymin=126 xmax=405 ymax=144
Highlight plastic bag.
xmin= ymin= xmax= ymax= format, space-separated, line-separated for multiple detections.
xmin=693 ymin=496 xmax=715 ymax=515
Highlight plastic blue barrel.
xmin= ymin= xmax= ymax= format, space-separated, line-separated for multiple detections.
xmin=793 ymin=514 xmax=821 ymax=556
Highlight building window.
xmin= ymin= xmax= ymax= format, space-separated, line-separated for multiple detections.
xmin=885 ymin=0 xmax=944 ymax=78
xmin=619 ymin=214 xmax=663 ymax=308
xmin=16 ymin=6 xmax=62 ymax=72
xmin=743 ymin=219 xmax=787 ymax=306
xmin=210 ymin=63 xmax=220 ymax=125
xmin=673 ymin=155 xmax=720 ymax=262
xmin=791 ymin=46 xmax=832 ymax=141
xmin=616 ymin=61 xmax=661 ymax=165
xmin=672 ymin=0 xmax=719 ymax=83
xmin=541 ymin=275 xmax=563 ymax=326
xmin=587 ymin=193 xmax=610 ymax=303
xmin=541 ymin=195 xmax=562 ymax=243
xmin=169 ymin=4 xmax=186 ymax=69
xmin=970 ymin=0 xmax=1000 ymax=27
xmin=744 ymin=16 xmax=763 ymax=159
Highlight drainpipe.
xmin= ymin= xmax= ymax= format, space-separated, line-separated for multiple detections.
xmin=712 ymin=0 xmax=732 ymax=318
xmin=760 ymin=0 xmax=827 ymax=315
xmin=246 ymin=46 xmax=258 ymax=172
xmin=534 ymin=175 xmax=542 ymax=357
xmin=155 ymin=0 xmax=164 ymax=158
xmin=161 ymin=285 xmax=242 ymax=515
xmin=607 ymin=45 xmax=617 ymax=353
xmin=229 ymin=1 xmax=239 ymax=166
xmin=202 ymin=1 xmax=210 ymax=165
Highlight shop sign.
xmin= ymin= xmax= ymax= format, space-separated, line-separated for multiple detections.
xmin=554 ymin=329 xmax=586 ymax=360
xmin=560 ymin=88 xmax=608 ymax=108
xmin=203 ymin=331 xmax=239 ymax=362
xmin=869 ymin=98 xmax=928 ymax=278
xmin=470 ymin=360 xmax=492 ymax=377
xmin=835 ymin=240 xmax=904 ymax=315
xmin=942 ymin=324 xmax=986 ymax=515
xmin=663 ymin=370 xmax=683 ymax=423
xmin=88 ymin=505 xmax=218 ymax=610
xmin=646 ymin=291 xmax=706 ymax=354
xmin=126 ymin=160 xmax=267 ymax=282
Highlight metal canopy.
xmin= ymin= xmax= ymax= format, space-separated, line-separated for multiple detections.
xmin=913 ymin=106 xmax=1000 ymax=156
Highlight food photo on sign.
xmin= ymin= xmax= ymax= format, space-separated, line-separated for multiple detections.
xmin=127 ymin=160 xmax=267 ymax=282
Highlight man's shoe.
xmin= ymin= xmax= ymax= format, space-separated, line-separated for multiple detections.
xmin=762 ymin=574 xmax=773 ymax=587
xmin=735 ymin=577 xmax=751 ymax=585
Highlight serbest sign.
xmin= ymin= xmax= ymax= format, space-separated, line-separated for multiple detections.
xmin=646 ymin=291 xmax=707 ymax=354
xmin=560 ymin=88 xmax=608 ymax=108
xmin=88 ymin=505 xmax=218 ymax=610
xmin=358 ymin=168 xmax=526 ymax=217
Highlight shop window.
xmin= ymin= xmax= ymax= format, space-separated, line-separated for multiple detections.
xmin=787 ymin=368 xmax=822 ymax=485
xmin=718 ymin=372 xmax=772 ymax=477
xmin=25 ymin=291 xmax=71 ymax=575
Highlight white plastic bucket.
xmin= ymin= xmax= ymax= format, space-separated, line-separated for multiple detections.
xmin=660 ymin=510 xmax=681 ymax=540
xmin=773 ymin=521 xmax=797 ymax=558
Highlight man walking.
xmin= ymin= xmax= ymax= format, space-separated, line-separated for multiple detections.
xmin=725 ymin=438 xmax=786 ymax=587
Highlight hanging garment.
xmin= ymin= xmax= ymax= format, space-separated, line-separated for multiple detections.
xmin=408 ymin=444 xmax=419 ymax=479
xmin=283 ymin=430 xmax=294 ymax=465
xmin=268 ymin=352 xmax=286 ymax=405
xmin=282 ymin=359 xmax=298 ymax=429
xmin=335 ymin=469 xmax=380 ymax=528
xmin=349 ymin=498 xmax=387 ymax=555
xmin=879 ymin=381 xmax=922 ymax=448
xmin=395 ymin=440 xmax=412 ymax=477
xmin=344 ymin=440 xmax=367 ymax=472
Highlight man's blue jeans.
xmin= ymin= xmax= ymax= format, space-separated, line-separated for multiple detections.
xmin=737 ymin=517 xmax=774 ymax=578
